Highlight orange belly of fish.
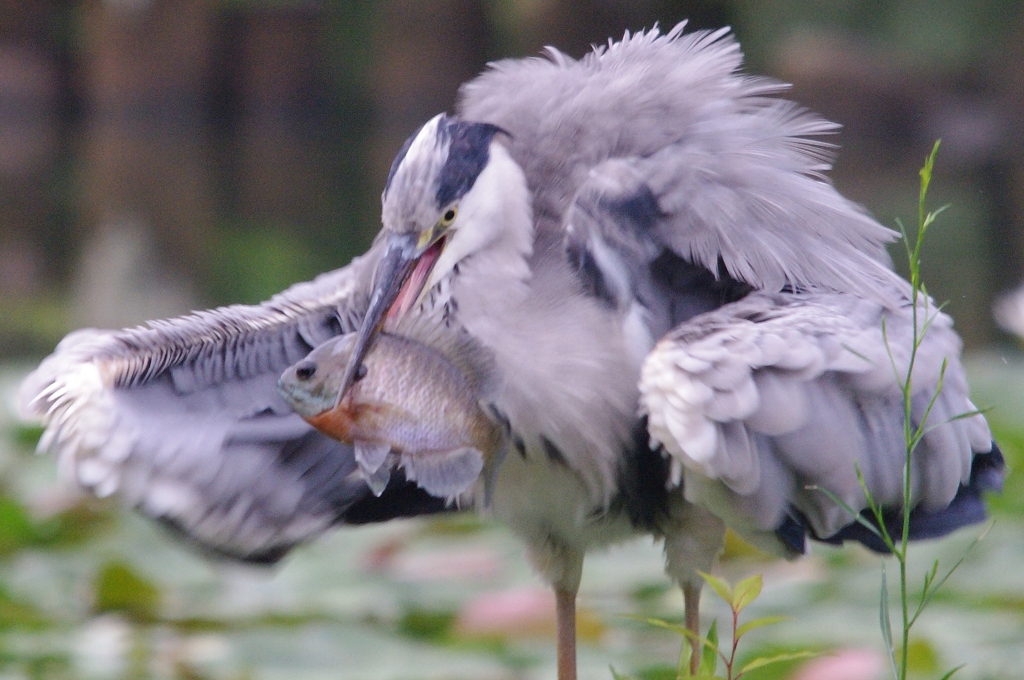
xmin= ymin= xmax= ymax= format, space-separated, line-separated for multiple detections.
xmin=306 ymin=405 xmax=358 ymax=443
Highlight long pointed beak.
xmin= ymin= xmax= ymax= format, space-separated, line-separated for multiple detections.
xmin=337 ymin=232 xmax=421 ymax=398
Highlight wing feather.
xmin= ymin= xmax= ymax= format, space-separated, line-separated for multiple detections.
xmin=459 ymin=24 xmax=907 ymax=306
xmin=18 ymin=251 xmax=388 ymax=561
xmin=640 ymin=291 xmax=993 ymax=545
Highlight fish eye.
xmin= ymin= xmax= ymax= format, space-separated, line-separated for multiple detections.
xmin=354 ymin=364 xmax=368 ymax=382
xmin=439 ymin=206 xmax=458 ymax=227
xmin=294 ymin=361 xmax=316 ymax=381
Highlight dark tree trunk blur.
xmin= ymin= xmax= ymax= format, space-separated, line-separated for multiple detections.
xmin=75 ymin=0 xmax=216 ymax=327
xmin=0 ymin=0 xmax=62 ymax=301
xmin=496 ymin=0 xmax=732 ymax=58
xmin=365 ymin=0 xmax=491 ymax=199
xmin=231 ymin=6 xmax=334 ymax=229
xmin=987 ymin=9 xmax=1024 ymax=305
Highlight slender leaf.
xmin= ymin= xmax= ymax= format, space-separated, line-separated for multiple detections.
xmin=737 ymin=651 xmax=817 ymax=675
xmin=807 ymin=484 xmax=886 ymax=542
xmin=735 ymin=615 xmax=789 ymax=639
xmin=699 ymin=620 xmax=719 ymax=677
xmin=677 ymin=628 xmax=693 ymax=679
xmin=945 ymin=407 xmax=990 ymax=422
xmin=731 ymin=574 xmax=762 ymax=612
xmin=926 ymin=204 xmax=950 ymax=228
xmin=675 ymin=617 xmax=695 ymax=680
xmin=881 ymin=316 xmax=903 ymax=388
xmin=698 ymin=572 xmax=733 ymax=605
xmin=839 ymin=342 xmax=875 ymax=365
xmin=675 ymin=625 xmax=721 ymax=679
xmin=919 ymin=407 xmax=990 ymax=439
xmin=913 ymin=359 xmax=950 ymax=453
xmin=938 ymin=664 xmax=965 ymax=680
xmin=675 ymin=625 xmax=719 ymax=655
xmin=630 ymin=615 xmax=688 ymax=637
xmin=919 ymin=560 xmax=939 ymax=605
xmin=879 ymin=565 xmax=898 ymax=680
xmin=909 ymin=523 xmax=991 ymax=628
xmin=855 ymin=465 xmax=897 ymax=552
xmin=896 ymin=217 xmax=913 ymax=265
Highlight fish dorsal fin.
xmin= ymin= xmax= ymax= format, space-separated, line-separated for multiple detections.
xmin=383 ymin=314 xmax=503 ymax=401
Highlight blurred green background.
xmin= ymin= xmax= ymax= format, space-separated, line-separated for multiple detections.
xmin=2 ymin=1 xmax=1024 ymax=678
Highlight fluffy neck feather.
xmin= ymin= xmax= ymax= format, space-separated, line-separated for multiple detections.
xmin=426 ymin=142 xmax=534 ymax=318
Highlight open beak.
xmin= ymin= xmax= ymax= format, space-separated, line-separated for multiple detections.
xmin=336 ymin=230 xmax=445 ymax=399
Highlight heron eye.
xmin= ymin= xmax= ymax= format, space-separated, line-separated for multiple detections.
xmin=440 ymin=206 xmax=458 ymax=227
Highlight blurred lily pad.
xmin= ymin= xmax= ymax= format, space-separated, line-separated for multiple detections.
xmin=0 ymin=497 xmax=36 ymax=557
xmin=902 ymin=637 xmax=941 ymax=674
xmin=397 ymin=606 xmax=457 ymax=642
xmin=93 ymin=561 xmax=161 ymax=623
xmin=0 ymin=585 xmax=51 ymax=630
xmin=32 ymin=502 xmax=112 ymax=549
xmin=0 ymin=491 xmax=110 ymax=557
xmin=9 ymin=423 xmax=44 ymax=451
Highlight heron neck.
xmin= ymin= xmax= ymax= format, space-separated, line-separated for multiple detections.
xmin=445 ymin=144 xmax=535 ymax=320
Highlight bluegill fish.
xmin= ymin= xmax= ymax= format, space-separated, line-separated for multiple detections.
xmin=277 ymin=320 xmax=506 ymax=500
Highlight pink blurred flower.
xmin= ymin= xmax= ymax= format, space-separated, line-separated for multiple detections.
xmin=390 ymin=546 xmax=503 ymax=581
xmin=455 ymin=587 xmax=556 ymax=638
xmin=454 ymin=587 xmax=605 ymax=641
xmin=792 ymin=648 xmax=885 ymax=680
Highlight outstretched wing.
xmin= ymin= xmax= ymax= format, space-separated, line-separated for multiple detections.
xmin=639 ymin=291 xmax=1001 ymax=553
xmin=19 ymin=250 xmax=448 ymax=562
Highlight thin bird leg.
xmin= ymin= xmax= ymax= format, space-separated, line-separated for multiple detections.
xmin=683 ymin=581 xmax=702 ymax=675
xmin=554 ymin=586 xmax=578 ymax=680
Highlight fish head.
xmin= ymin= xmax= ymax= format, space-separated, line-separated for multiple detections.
xmin=278 ymin=334 xmax=361 ymax=419
xmin=278 ymin=322 xmax=509 ymax=502
xmin=278 ymin=333 xmax=412 ymax=442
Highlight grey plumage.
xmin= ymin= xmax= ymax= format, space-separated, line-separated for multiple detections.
xmin=460 ymin=26 xmax=903 ymax=303
xmin=19 ymin=23 xmax=1001 ymax=679
xmin=641 ymin=291 xmax=990 ymax=552
xmin=19 ymin=257 xmax=380 ymax=560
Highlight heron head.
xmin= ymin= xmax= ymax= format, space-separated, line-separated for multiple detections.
xmin=337 ymin=114 xmax=517 ymax=397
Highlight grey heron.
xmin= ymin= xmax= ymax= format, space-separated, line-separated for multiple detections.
xmin=19 ymin=24 xmax=1003 ymax=680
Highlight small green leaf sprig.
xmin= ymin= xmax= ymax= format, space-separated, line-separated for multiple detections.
xmin=615 ymin=572 xmax=814 ymax=680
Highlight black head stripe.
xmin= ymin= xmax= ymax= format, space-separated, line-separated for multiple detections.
xmin=383 ymin=122 xmax=424 ymax=199
xmin=435 ymin=118 xmax=506 ymax=208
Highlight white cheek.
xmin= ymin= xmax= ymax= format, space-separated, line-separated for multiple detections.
xmin=423 ymin=143 xmax=533 ymax=297
xmin=427 ymin=172 xmax=506 ymax=290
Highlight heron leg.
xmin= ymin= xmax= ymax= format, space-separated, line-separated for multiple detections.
xmin=660 ymin=502 xmax=724 ymax=677
xmin=554 ymin=585 xmax=578 ymax=680
xmin=683 ymin=581 xmax=702 ymax=675
xmin=526 ymin=536 xmax=584 ymax=680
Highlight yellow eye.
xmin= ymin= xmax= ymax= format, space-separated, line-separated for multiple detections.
xmin=439 ymin=206 xmax=458 ymax=227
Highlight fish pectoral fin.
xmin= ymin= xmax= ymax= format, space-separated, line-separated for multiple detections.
xmin=355 ymin=440 xmax=391 ymax=474
xmin=363 ymin=464 xmax=392 ymax=497
xmin=401 ymin=447 xmax=485 ymax=499
xmin=355 ymin=440 xmax=393 ymax=497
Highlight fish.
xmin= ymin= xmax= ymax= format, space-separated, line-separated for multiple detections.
xmin=277 ymin=318 xmax=506 ymax=501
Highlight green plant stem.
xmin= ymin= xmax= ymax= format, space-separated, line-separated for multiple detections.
xmin=728 ymin=606 xmax=739 ymax=679
xmin=814 ymin=140 xmax=975 ymax=680
xmin=895 ymin=140 xmax=941 ymax=680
